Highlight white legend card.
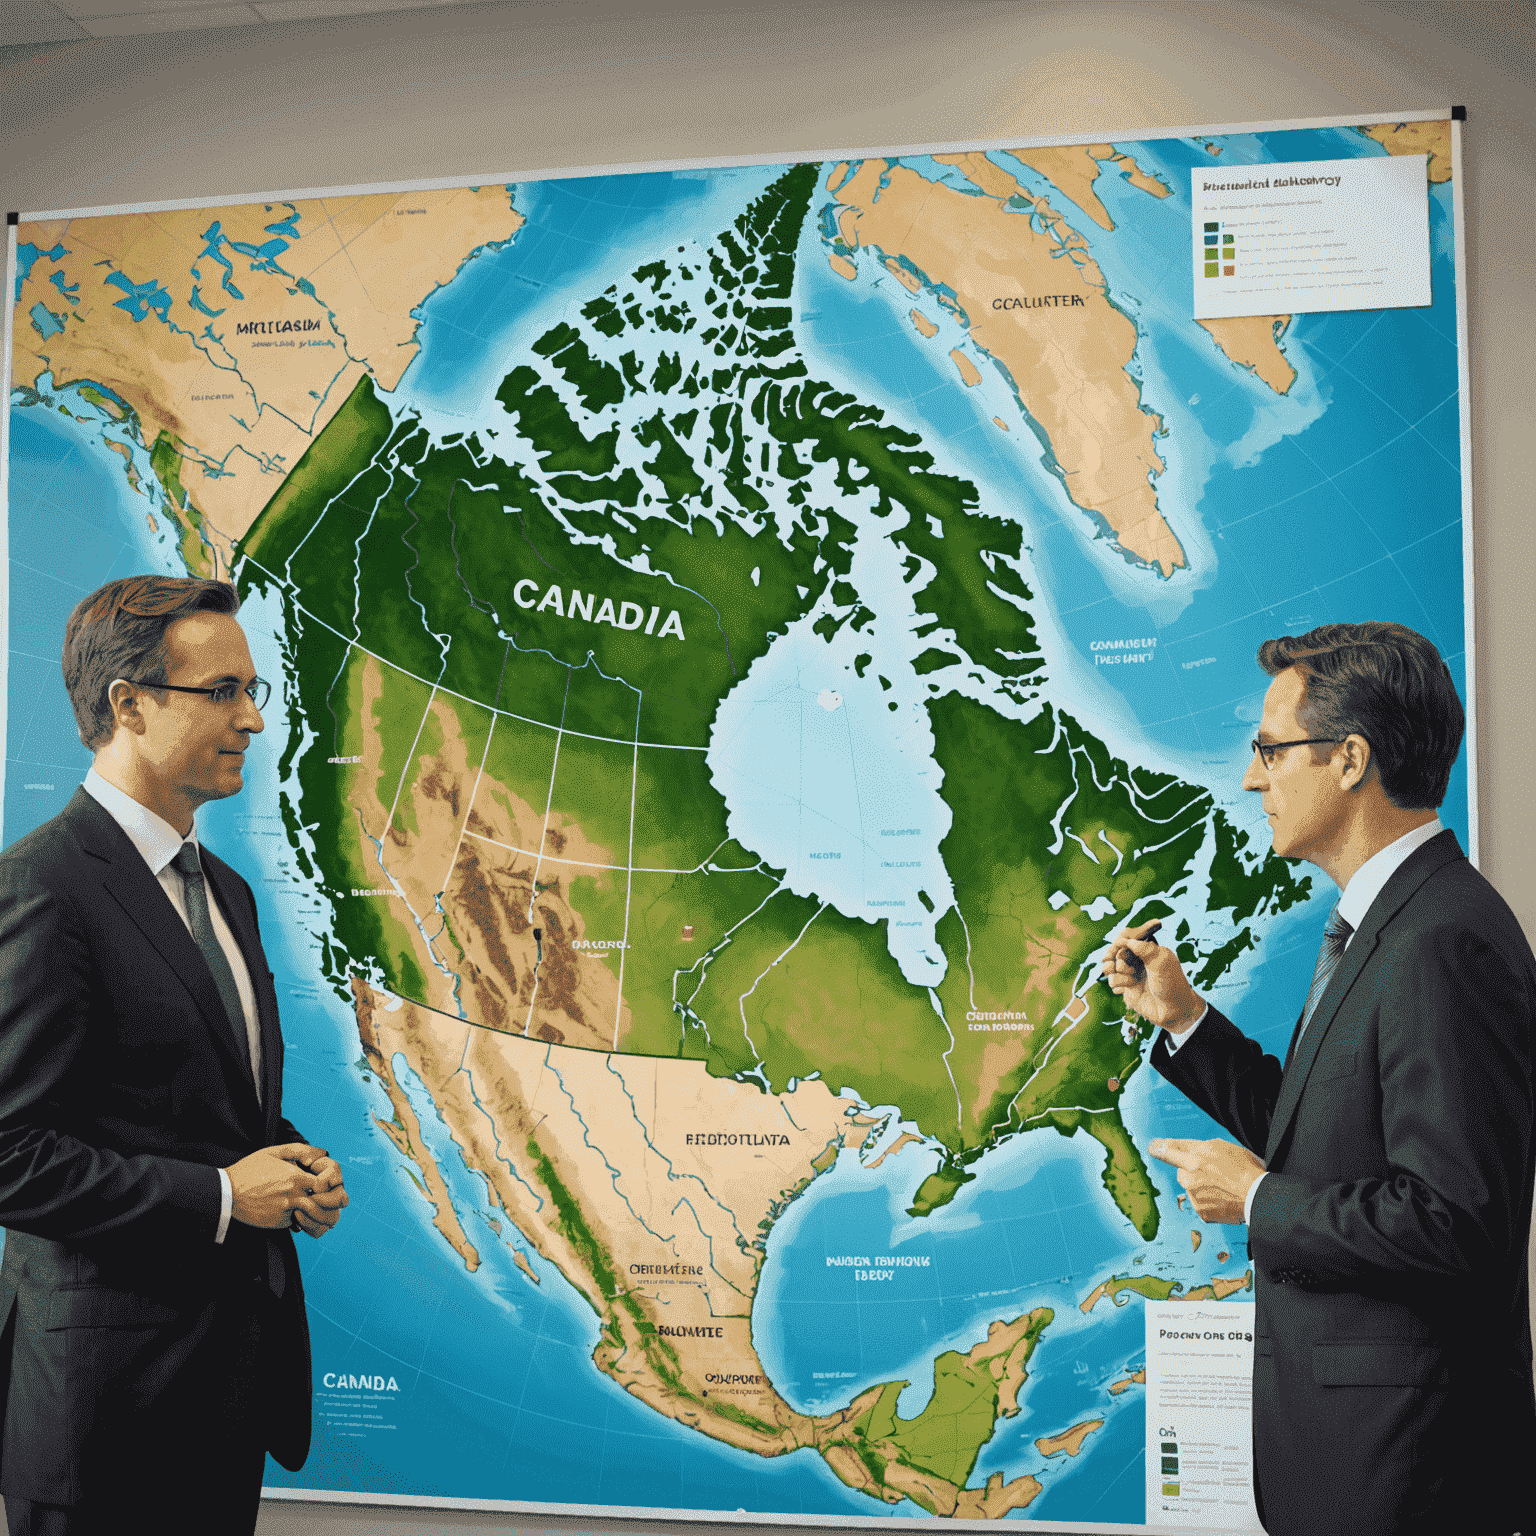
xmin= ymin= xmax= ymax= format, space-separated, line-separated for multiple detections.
xmin=1192 ymin=153 xmax=1431 ymax=320
xmin=1146 ymin=1302 xmax=1262 ymax=1531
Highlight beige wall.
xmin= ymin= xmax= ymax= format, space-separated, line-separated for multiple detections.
xmin=3 ymin=2 xmax=1532 ymax=1531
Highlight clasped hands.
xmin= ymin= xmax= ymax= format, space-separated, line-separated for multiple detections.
xmin=226 ymin=1142 xmax=349 ymax=1238
xmin=1101 ymin=920 xmax=1266 ymax=1225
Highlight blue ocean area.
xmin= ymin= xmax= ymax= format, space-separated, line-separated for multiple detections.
xmin=4 ymin=129 xmax=1466 ymax=1523
xmin=402 ymin=166 xmax=781 ymax=422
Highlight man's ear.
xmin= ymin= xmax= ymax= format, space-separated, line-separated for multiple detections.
xmin=107 ymin=679 xmax=149 ymax=737
xmin=1339 ymin=732 xmax=1374 ymax=793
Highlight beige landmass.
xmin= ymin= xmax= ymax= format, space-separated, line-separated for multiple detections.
xmin=354 ymin=978 xmax=1050 ymax=1516
xmin=332 ymin=652 xmax=635 ymax=1051
xmin=885 ymin=258 xmax=924 ymax=295
xmin=910 ymin=309 xmax=939 ymax=339
xmin=1191 ymin=1229 xmax=1202 ymax=1253
xmin=951 ymin=348 xmax=983 ymax=387
xmin=866 ymin=1131 xmax=923 ymax=1170
xmin=993 ymin=416 xmax=1009 ymax=432
xmin=14 ymin=188 xmax=520 ymax=572
xmin=104 ymin=438 xmax=140 ymax=493
xmin=830 ymin=156 xmax=1183 ymax=574
xmin=1360 ymin=120 xmax=1453 ymax=183
xmin=1010 ymin=144 xmax=1170 ymax=231
xmin=1183 ymin=1271 xmax=1254 ymax=1302
xmin=1107 ymin=1367 xmax=1146 ymax=1395
xmin=1036 ymin=1419 xmax=1103 ymax=1457
xmin=1196 ymin=316 xmax=1296 ymax=394
xmin=829 ymin=252 xmax=858 ymax=281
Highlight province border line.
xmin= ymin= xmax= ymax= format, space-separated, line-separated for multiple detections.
xmin=461 ymin=827 xmax=708 ymax=877
xmin=242 ymin=558 xmax=710 ymax=754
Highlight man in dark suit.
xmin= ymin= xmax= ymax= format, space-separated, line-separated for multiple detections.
xmin=1104 ymin=621 xmax=1534 ymax=1535
xmin=0 ymin=575 xmax=348 ymax=1536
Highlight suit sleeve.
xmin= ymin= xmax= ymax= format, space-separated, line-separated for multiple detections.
xmin=1151 ymin=1005 xmax=1286 ymax=1154
xmin=0 ymin=869 xmax=223 ymax=1242
xmin=1250 ymin=921 xmax=1535 ymax=1287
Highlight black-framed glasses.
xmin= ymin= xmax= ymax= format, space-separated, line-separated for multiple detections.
xmin=127 ymin=677 xmax=271 ymax=710
xmin=1250 ymin=736 xmax=1343 ymax=769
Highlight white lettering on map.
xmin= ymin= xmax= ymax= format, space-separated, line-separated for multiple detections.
xmin=826 ymin=1255 xmax=932 ymax=1267
xmin=1092 ymin=636 xmax=1157 ymax=667
xmin=512 ymin=580 xmax=685 ymax=641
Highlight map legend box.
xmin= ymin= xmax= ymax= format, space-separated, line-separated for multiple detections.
xmin=1192 ymin=153 xmax=1431 ymax=319
xmin=1146 ymin=1303 xmax=1262 ymax=1530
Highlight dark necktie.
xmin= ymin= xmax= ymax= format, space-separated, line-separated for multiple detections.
xmin=172 ymin=842 xmax=253 ymax=1085
xmin=1285 ymin=906 xmax=1354 ymax=1069
xmin=172 ymin=843 xmax=285 ymax=1300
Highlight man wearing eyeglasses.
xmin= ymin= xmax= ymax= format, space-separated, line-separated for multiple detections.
xmin=1102 ymin=621 xmax=1534 ymax=1536
xmin=0 ymin=576 xmax=348 ymax=1535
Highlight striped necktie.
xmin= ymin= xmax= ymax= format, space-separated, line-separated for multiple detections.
xmin=1286 ymin=906 xmax=1353 ymax=1069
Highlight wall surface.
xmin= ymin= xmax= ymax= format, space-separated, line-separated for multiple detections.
xmin=3 ymin=1 xmax=1533 ymax=1532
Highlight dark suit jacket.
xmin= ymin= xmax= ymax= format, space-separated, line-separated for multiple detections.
xmin=0 ymin=788 xmax=311 ymax=1506
xmin=1154 ymin=830 xmax=1535 ymax=1536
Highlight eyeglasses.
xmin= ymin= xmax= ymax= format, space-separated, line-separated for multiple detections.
xmin=126 ymin=677 xmax=271 ymax=710
xmin=1250 ymin=737 xmax=1343 ymax=769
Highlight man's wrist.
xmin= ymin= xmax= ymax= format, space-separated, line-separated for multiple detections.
xmin=1162 ymin=1002 xmax=1209 ymax=1052
xmin=215 ymin=1167 xmax=232 ymax=1243
xmin=1243 ymin=1170 xmax=1266 ymax=1225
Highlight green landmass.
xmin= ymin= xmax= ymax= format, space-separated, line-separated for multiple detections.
xmin=852 ymin=1308 xmax=1053 ymax=1491
xmin=238 ymin=158 xmax=1311 ymax=1240
xmin=1096 ymin=1273 xmax=1185 ymax=1305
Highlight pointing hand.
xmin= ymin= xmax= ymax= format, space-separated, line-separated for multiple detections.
xmin=1149 ymin=1137 xmax=1266 ymax=1225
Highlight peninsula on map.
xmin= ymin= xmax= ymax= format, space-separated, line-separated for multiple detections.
xmin=828 ymin=154 xmax=1185 ymax=575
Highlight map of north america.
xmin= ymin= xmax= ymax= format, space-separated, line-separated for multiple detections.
xmin=9 ymin=119 xmax=1458 ymax=1524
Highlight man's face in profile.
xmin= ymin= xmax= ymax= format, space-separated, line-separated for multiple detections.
xmin=131 ymin=611 xmax=265 ymax=809
xmin=1242 ymin=666 xmax=1348 ymax=865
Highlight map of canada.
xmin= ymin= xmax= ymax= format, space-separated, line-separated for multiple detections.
xmin=6 ymin=119 xmax=1466 ymax=1526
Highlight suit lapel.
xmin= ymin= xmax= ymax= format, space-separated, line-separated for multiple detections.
xmin=1264 ymin=829 xmax=1465 ymax=1164
xmin=69 ymin=791 xmax=263 ymax=1126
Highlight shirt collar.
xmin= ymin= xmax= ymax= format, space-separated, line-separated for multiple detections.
xmin=1336 ymin=816 xmax=1444 ymax=933
xmin=83 ymin=769 xmax=199 ymax=878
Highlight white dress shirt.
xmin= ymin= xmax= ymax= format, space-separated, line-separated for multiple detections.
xmin=1165 ymin=816 xmax=1444 ymax=1223
xmin=83 ymin=770 xmax=264 ymax=1243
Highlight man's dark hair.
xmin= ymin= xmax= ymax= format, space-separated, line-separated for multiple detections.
xmin=63 ymin=575 xmax=240 ymax=750
xmin=1256 ymin=621 xmax=1464 ymax=810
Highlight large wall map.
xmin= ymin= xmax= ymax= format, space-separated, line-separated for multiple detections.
xmin=5 ymin=117 xmax=1466 ymax=1526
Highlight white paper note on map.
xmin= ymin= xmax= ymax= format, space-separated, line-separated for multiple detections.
xmin=1145 ymin=1301 xmax=1262 ymax=1531
xmin=1192 ymin=152 xmax=1431 ymax=319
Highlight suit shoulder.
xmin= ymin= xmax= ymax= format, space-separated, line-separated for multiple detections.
xmin=1402 ymin=856 xmax=1536 ymax=970
xmin=0 ymin=806 xmax=91 ymax=883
